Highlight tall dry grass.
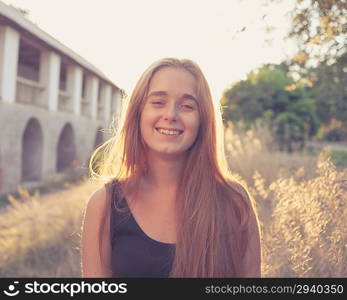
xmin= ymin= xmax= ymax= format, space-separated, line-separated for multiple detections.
xmin=0 ymin=121 xmax=346 ymax=277
xmin=225 ymin=120 xmax=347 ymax=277
xmin=0 ymin=177 xmax=102 ymax=277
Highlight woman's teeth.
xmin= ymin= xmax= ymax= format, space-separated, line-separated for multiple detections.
xmin=156 ymin=128 xmax=182 ymax=135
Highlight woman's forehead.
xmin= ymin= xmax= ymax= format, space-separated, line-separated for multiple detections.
xmin=147 ymin=67 xmax=197 ymax=96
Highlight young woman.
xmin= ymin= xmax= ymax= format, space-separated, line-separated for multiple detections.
xmin=80 ymin=57 xmax=261 ymax=278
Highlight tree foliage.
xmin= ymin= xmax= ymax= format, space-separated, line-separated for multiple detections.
xmin=282 ymin=0 xmax=347 ymax=136
xmin=308 ymin=51 xmax=347 ymax=124
xmin=221 ymin=63 xmax=320 ymax=152
xmin=288 ymin=0 xmax=347 ymax=66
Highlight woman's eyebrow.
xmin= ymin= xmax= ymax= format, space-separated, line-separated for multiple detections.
xmin=147 ymin=90 xmax=197 ymax=103
xmin=182 ymin=93 xmax=198 ymax=103
xmin=147 ymin=90 xmax=167 ymax=98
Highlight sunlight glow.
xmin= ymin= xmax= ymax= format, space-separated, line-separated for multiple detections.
xmin=2 ymin=0 xmax=297 ymax=100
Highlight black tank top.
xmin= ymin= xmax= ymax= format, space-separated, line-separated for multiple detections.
xmin=106 ymin=180 xmax=176 ymax=277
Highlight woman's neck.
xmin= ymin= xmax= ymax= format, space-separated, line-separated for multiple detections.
xmin=143 ymin=151 xmax=187 ymax=190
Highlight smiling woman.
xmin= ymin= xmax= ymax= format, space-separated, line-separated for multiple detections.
xmin=80 ymin=57 xmax=261 ymax=278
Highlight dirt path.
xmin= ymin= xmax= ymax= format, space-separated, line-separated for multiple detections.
xmin=306 ymin=141 xmax=347 ymax=152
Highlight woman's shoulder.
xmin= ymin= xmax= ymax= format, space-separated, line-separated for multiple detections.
xmin=85 ymin=179 xmax=117 ymax=211
xmin=86 ymin=185 xmax=108 ymax=214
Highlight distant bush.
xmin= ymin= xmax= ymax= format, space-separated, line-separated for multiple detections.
xmin=325 ymin=128 xmax=344 ymax=142
xmin=317 ymin=118 xmax=347 ymax=142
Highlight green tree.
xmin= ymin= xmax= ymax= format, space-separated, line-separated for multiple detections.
xmin=308 ymin=52 xmax=347 ymax=125
xmin=275 ymin=98 xmax=320 ymax=151
xmin=221 ymin=63 xmax=292 ymax=126
xmin=221 ymin=63 xmax=320 ymax=152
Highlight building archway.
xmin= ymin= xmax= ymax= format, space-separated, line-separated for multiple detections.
xmin=22 ymin=118 xmax=43 ymax=181
xmin=57 ymin=123 xmax=76 ymax=172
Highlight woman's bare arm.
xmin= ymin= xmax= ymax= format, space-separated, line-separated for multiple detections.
xmin=80 ymin=187 xmax=112 ymax=277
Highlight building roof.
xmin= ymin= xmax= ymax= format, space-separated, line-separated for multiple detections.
xmin=0 ymin=1 xmax=122 ymax=92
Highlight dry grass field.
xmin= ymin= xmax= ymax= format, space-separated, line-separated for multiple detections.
xmin=0 ymin=177 xmax=101 ymax=277
xmin=224 ymin=122 xmax=347 ymax=277
xmin=0 ymin=123 xmax=346 ymax=277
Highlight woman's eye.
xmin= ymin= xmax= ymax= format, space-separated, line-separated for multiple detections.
xmin=150 ymin=101 xmax=194 ymax=110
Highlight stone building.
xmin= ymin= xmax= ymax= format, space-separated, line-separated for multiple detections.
xmin=0 ymin=2 xmax=123 ymax=196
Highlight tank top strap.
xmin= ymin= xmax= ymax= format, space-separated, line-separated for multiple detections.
xmin=105 ymin=179 xmax=131 ymax=247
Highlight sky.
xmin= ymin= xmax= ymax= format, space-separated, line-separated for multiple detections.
xmin=2 ymin=0 xmax=297 ymax=100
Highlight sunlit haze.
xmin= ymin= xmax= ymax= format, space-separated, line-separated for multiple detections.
xmin=2 ymin=0 xmax=297 ymax=100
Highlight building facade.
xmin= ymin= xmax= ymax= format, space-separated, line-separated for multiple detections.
xmin=0 ymin=2 xmax=123 ymax=196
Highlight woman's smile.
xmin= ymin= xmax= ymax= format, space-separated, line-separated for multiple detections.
xmin=155 ymin=127 xmax=184 ymax=139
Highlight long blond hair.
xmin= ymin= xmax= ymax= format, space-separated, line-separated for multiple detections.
xmin=89 ymin=57 xmax=258 ymax=277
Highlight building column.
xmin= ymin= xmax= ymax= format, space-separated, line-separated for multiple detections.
xmin=0 ymin=25 xmax=20 ymax=103
xmin=103 ymin=85 xmax=112 ymax=122
xmin=67 ymin=65 xmax=82 ymax=116
xmin=114 ymin=89 xmax=122 ymax=121
xmin=88 ymin=76 xmax=99 ymax=120
xmin=39 ymin=50 xmax=60 ymax=111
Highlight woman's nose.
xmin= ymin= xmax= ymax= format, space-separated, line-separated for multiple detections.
xmin=163 ymin=103 xmax=179 ymax=120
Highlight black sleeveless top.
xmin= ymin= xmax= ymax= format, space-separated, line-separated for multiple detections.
xmin=106 ymin=180 xmax=176 ymax=278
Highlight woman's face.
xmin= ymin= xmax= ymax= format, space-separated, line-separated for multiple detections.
xmin=140 ymin=67 xmax=200 ymax=158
